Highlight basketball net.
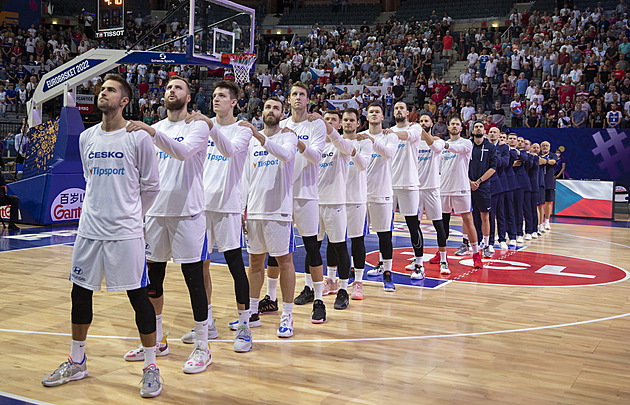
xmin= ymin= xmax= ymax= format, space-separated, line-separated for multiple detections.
xmin=228 ymin=52 xmax=257 ymax=85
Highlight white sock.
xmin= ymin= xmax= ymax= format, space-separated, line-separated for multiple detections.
xmin=440 ymin=251 xmax=447 ymax=262
xmin=143 ymin=345 xmax=157 ymax=369
xmin=415 ymin=256 xmax=423 ymax=266
xmin=250 ymin=298 xmax=259 ymax=315
xmin=238 ymin=309 xmax=250 ymax=327
xmin=305 ymin=273 xmax=313 ymax=289
xmin=471 ymin=241 xmax=479 ymax=254
xmin=207 ymin=305 xmax=213 ymax=323
xmin=350 ymin=256 xmax=355 ymax=268
xmin=313 ymin=281 xmax=324 ymax=301
xmin=339 ymin=279 xmax=348 ymax=290
xmin=545 ymin=219 xmax=550 ymax=225
xmin=355 ymin=268 xmax=364 ymax=282
xmin=194 ymin=320 xmax=208 ymax=345
xmin=155 ymin=314 xmax=163 ymax=345
xmin=267 ymin=277 xmax=278 ymax=301
xmin=282 ymin=302 xmax=293 ymax=316
xmin=383 ymin=259 xmax=393 ymax=271
xmin=70 ymin=339 xmax=86 ymax=363
xmin=327 ymin=266 xmax=337 ymax=282
xmin=483 ymin=235 xmax=489 ymax=247
xmin=379 ymin=252 xmax=383 ymax=262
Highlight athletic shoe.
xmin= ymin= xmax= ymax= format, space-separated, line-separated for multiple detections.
xmin=428 ymin=250 xmax=441 ymax=264
xmin=410 ymin=264 xmax=425 ymax=280
xmin=405 ymin=259 xmax=417 ymax=270
xmin=350 ymin=281 xmax=363 ymax=300
xmin=140 ymin=365 xmax=162 ymax=398
xmin=483 ymin=246 xmax=493 ymax=258
xmin=499 ymin=241 xmax=508 ymax=250
xmin=42 ymin=357 xmax=88 ymax=387
xmin=277 ymin=313 xmax=293 ymax=338
xmin=233 ymin=325 xmax=252 ymax=353
xmin=311 ymin=299 xmax=326 ymax=323
xmin=366 ymin=262 xmax=384 ymax=276
xmin=455 ymin=241 xmax=471 ymax=255
xmin=383 ymin=271 xmax=396 ymax=292
xmin=532 ymin=232 xmax=538 ymax=239
xmin=545 ymin=221 xmax=551 ymax=230
xmin=333 ymin=289 xmax=349 ymax=310
xmin=539 ymin=225 xmax=546 ymax=233
xmin=487 ymin=245 xmax=495 ymax=253
xmin=525 ymin=233 xmax=532 ymax=241
xmin=294 ymin=285 xmax=314 ymax=305
xmin=228 ymin=312 xmax=262 ymax=331
xmin=509 ymin=239 xmax=517 ymax=247
xmin=473 ymin=252 xmax=483 ymax=269
xmin=182 ymin=344 xmax=211 ymax=374
xmin=181 ymin=320 xmax=218 ymax=344
xmin=258 ymin=295 xmax=278 ymax=314
xmin=517 ymin=236 xmax=524 ymax=244
xmin=124 ymin=333 xmax=170 ymax=361
xmin=322 ymin=278 xmax=338 ymax=296
xmin=440 ymin=262 xmax=450 ymax=275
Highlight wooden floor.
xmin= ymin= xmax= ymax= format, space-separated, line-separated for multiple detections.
xmin=1 ymin=217 xmax=630 ymax=404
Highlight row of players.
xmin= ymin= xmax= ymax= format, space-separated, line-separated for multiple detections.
xmin=41 ymin=74 xmax=556 ymax=397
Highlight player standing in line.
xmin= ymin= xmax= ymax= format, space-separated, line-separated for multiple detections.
xmin=387 ymin=102 xmax=426 ymax=280
xmin=523 ymin=139 xmax=540 ymax=239
xmin=316 ymin=110 xmax=356 ymax=310
xmin=328 ymin=108 xmax=373 ymax=300
xmin=440 ymin=117 xmax=483 ymax=270
xmin=469 ymin=122 xmax=497 ymax=258
xmin=531 ymin=142 xmax=547 ymax=234
xmin=540 ymin=141 xmax=557 ymax=231
xmin=42 ymin=74 xmax=163 ymax=397
xmin=240 ymin=97 xmax=298 ymax=338
xmin=182 ymin=80 xmax=253 ymax=353
xmin=123 ymin=76 xmax=212 ymax=374
xmin=487 ymin=127 xmax=509 ymax=250
xmin=502 ymin=132 xmax=519 ymax=247
xmin=510 ymin=134 xmax=531 ymax=245
xmin=416 ymin=114 xmax=450 ymax=275
xmin=363 ymin=103 xmax=399 ymax=291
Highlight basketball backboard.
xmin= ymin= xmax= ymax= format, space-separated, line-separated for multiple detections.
xmin=188 ymin=0 xmax=255 ymax=65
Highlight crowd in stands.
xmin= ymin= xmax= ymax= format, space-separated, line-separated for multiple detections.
xmin=1 ymin=0 xmax=630 ymax=142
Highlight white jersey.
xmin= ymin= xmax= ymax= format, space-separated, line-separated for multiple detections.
xmin=418 ymin=137 xmax=445 ymax=190
xmin=242 ymin=129 xmax=298 ymax=221
xmin=280 ymin=117 xmax=326 ymax=200
xmin=146 ymin=118 xmax=209 ymax=217
xmin=391 ymin=123 xmax=422 ymax=189
xmin=346 ymin=137 xmax=373 ymax=204
xmin=365 ymin=130 xmax=398 ymax=202
xmin=78 ymin=123 xmax=159 ymax=240
xmin=318 ymin=130 xmax=354 ymax=205
xmin=204 ymin=119 xmax=252 ymax=213
xmin=440 ymin=137 xmax=473 ymax=196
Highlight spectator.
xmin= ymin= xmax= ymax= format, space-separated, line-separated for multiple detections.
xmin=571 ymin=103 xmax=587 ymax=128
xmin=606 ymin=103 xmax=622 ymax=128
xmin=510 ymin=94 xmax=525 ymax=127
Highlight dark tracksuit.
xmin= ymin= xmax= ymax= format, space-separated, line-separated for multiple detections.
xmin=513 ymin=148 xmax=531 ymax=238
xmin=504 ymin=147 xmax=519 ymax=240
xmin=541 ymin=152 xmax=557 ymax=203
xmin=490 ymin=142 xmax=509 ymax=244
xmin=469 ymin=138 xmax=497 ymax=243
xmin=526 ymin=153 xmax=540 ymax=234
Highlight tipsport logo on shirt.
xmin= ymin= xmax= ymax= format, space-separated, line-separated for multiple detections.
xmin=253 ymin=159 xmax=279 ymax=168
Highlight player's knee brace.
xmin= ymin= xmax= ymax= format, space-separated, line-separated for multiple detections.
xmin=71 ymin=284 xmax=93 ymax=325
xmin=224 ymin=248 xmax=249 ymax=308
xmin=181 ymin=261 xmax=208 ymax=322
xmin=303 ymin=235 xmax=323 ymax=267
xmin=377 ymin=231 xmax=393 ymax=260
xmin=350 ymin=236 xmax=366 ymax=269
xmin=405 ymin=215 xmax=424 ymax=253
xmin=432 ymin=219 xmax=448 ymax=247
xmin=146 ymin=262 xmax=166 ymax=299
xmin=442 ymin=213 xmax=451 ymax=240
xmin=126 ymin=287 xmax=156 ymax=335
xmin=267 ymin=256 xmax=278 ymax=267
xmin=330 ymin=241 xmax=350 ymax=278
xmin=326 ymin=242 xmax=338 ymax=267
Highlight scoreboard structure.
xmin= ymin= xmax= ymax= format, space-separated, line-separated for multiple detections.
xmin=96 ymin=0 xmax=125 ymax=38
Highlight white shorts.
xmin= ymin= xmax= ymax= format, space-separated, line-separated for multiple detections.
xmin=317 ymin=204 xmax=347 ymax=243
xmin=293 ymin=198 xmax=319 ymax=237
xmin=393 ymin=189 xmax=420 ymax=216
xmin=246 ymin=219 xmax=295 ymax=257
xmin=145 ymin=212 xmax=209 ymax=264
xmin=71 ymin=236 xmax=148 ymax=292
xmin=206 ymin=211 xmax=244 ymax=253
xmin=419 ymin=188 xmax=443 ymax=220
xmin=367 ymin=201 xmax=393 ymax=233
xmin=441 ymin=194 xmax=472 ymax=215
xmin=346 ymin=203 xmax=369 ymax=238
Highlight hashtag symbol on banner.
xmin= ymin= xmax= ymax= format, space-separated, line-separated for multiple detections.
xmin=591 ymin=129 xmax=630 ymax=179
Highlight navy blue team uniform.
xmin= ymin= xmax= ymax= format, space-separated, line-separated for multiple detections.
xmin=469 ymin=138 xmax=497 ymax=243
xmin=525 ymin=152 xmax=540 ymax=235
xmin=541 ymin=152 xmax=557 ymax=202
xmin=504 ymin=147 xmax=519 ymax=241
xmin=490 ymin=141 xmax=509 ymax=245
xmin=513 ymin=148 xmax=531 ymax=239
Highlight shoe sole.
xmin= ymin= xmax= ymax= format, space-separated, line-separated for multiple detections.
xmin=141 ymin=386 xmax=162 ymax=398
xmin=233 ymin=342 xmax=252 ymax=353
xmin=410 ymin=275 xmax=425 ymax=280
xmin=350 ymin=294 xmax=363 ymax=300
xmin=42 ymin=370 xmax=88 ymax=387
xmin=311 ymin=318 xmax=326 ymax=324
xmin=277 ymin=332 xmax=293 ymax=338
xmin=334 ymin=301 xmax=349 ymax=310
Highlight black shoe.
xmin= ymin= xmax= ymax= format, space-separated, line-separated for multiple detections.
xmin=258 ymin=294 xmax=278 ymax=314
xmin=333 ymin=289 xmax=349 ymax=310
xmin=294 ymin=286 xmax=314 ymax=305
xmin=8 ymin=223 xmax=20 ymax=231
xmin=311 ymin=299 xmax=326 ymax=323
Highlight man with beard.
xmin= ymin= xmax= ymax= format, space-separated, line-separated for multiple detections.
xmin=123 ymin=76 xmax=212 ymax=375
xmin=469 ymin=122 xmax=497 ymax=258
xmin=42 ymin=74 xmax=162 ymax=397
xmin=240 ymin=97 xmax=298 ymax=338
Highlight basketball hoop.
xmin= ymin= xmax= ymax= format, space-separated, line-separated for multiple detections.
xmin=228 ymin=52 xmax=257 ymax=85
